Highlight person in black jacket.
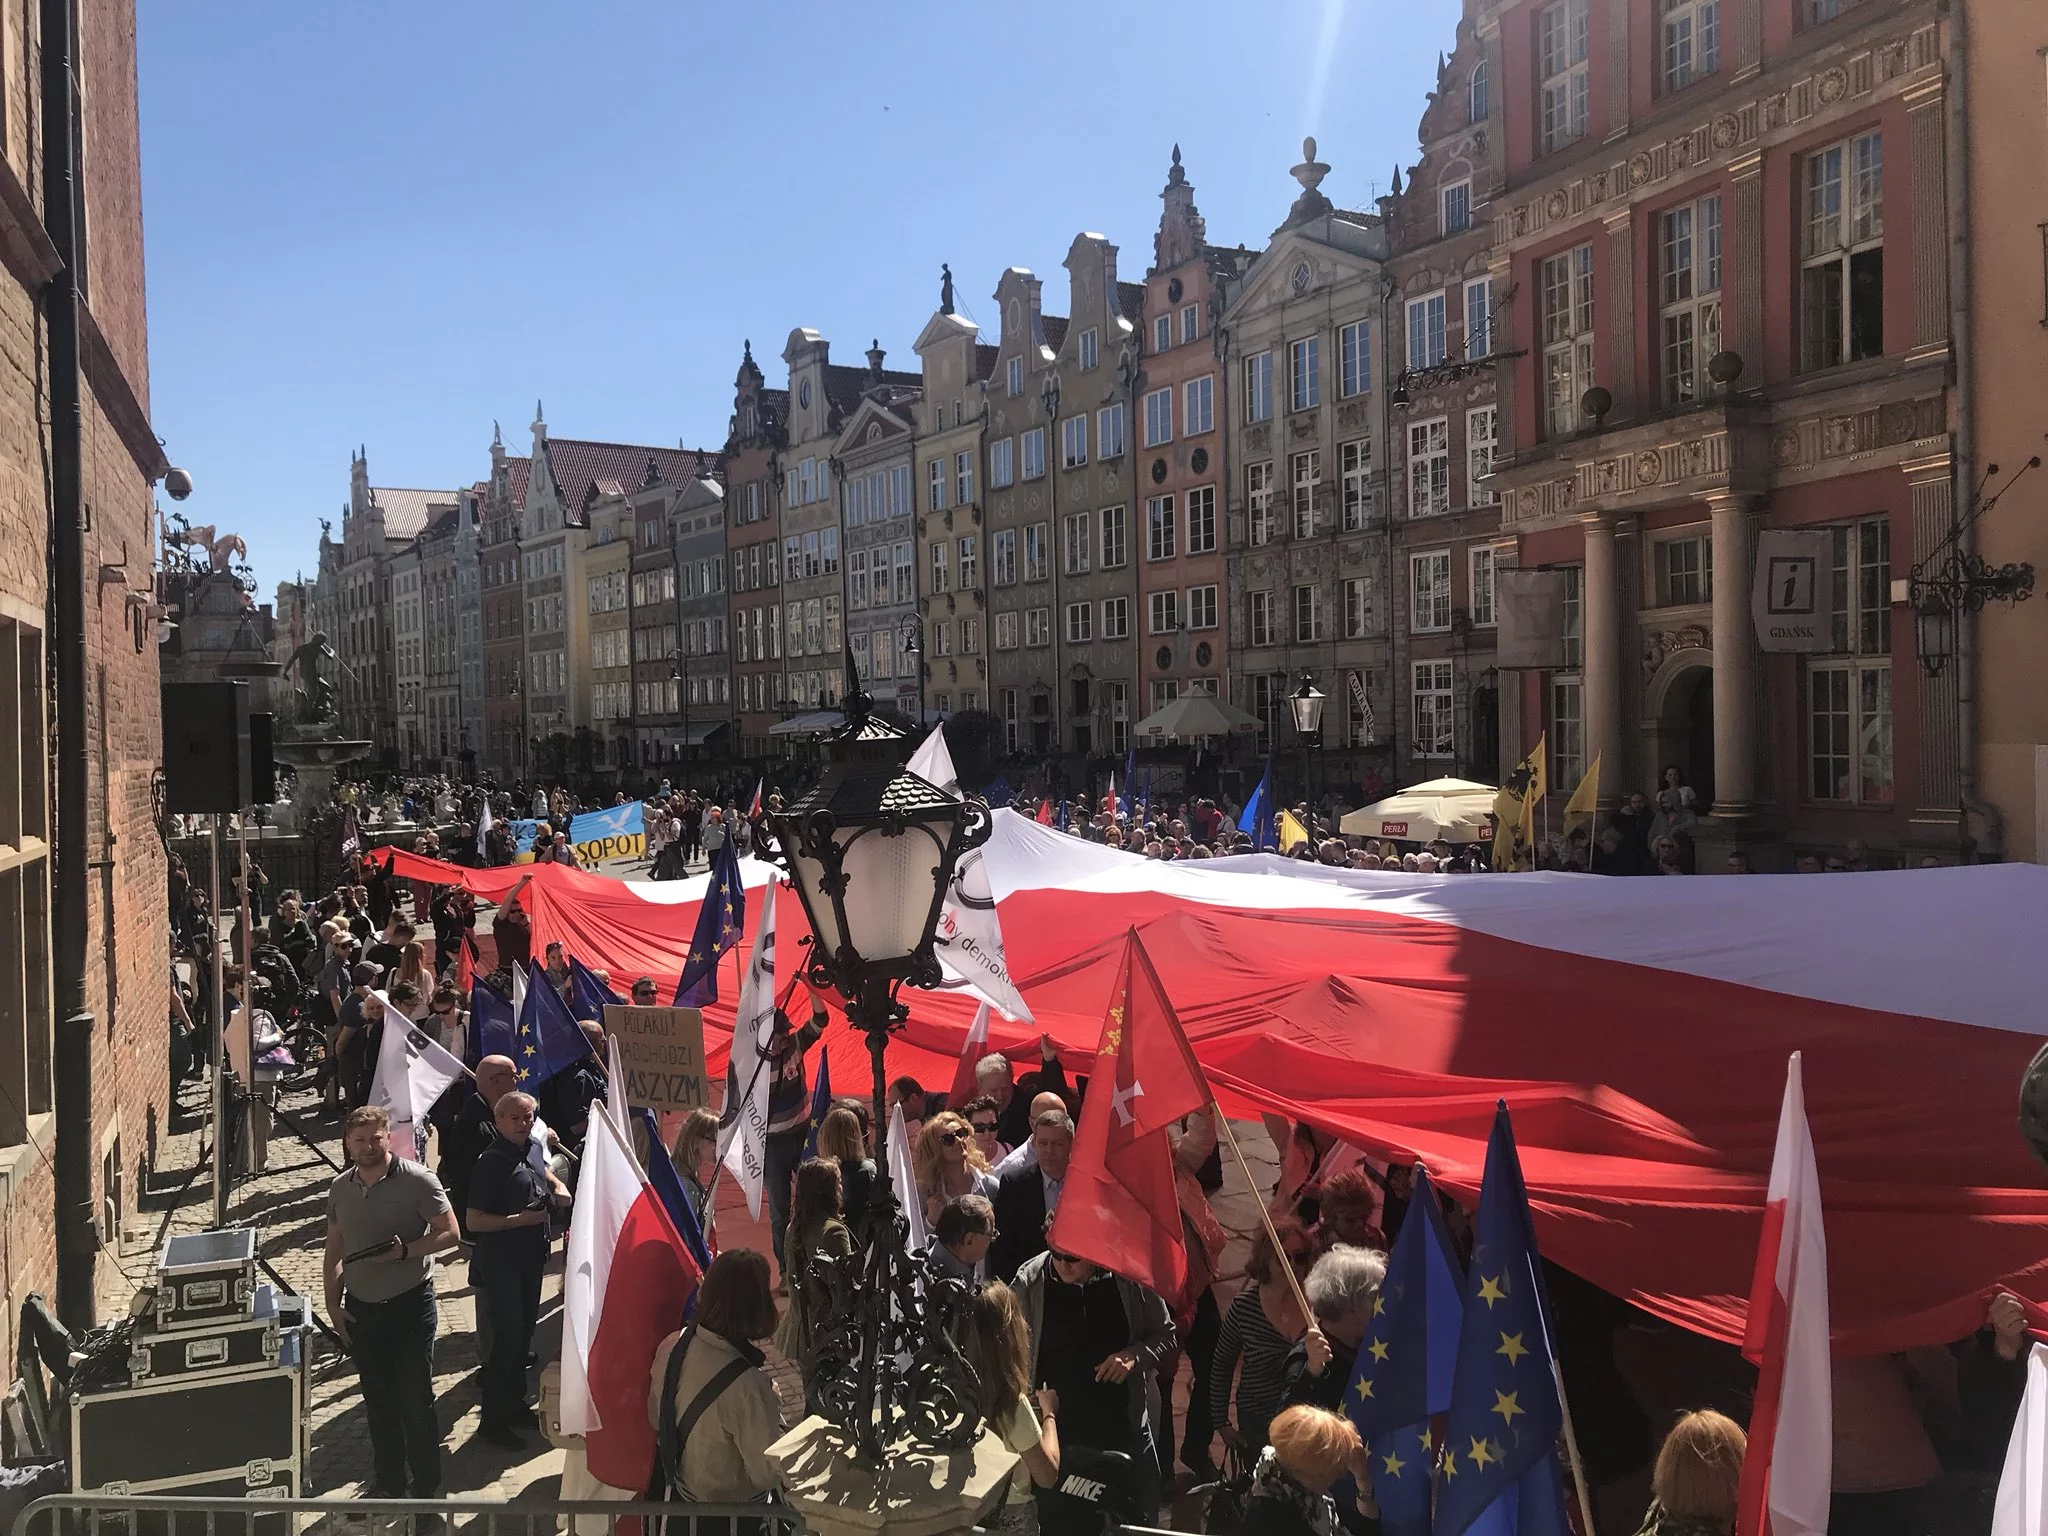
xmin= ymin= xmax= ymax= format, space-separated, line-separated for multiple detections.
xmin=985 ymin=1036 xmax=1071 ymax=1150
xmin=1278 ymin=1245 xmax=1386 ymax=1414
xmin=989 ymin=1108 xmax=1074 ymax=1282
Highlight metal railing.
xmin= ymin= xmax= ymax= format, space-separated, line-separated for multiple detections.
xmin=12 ymin=1496 xmax=809 ymax=1536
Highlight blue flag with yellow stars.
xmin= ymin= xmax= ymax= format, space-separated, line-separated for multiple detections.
xmin=467 ymin=980 xmax=517 ymax=1070
xmin=674 ymin=837 xmax=746 ymax=1007
xmin=1433 ymin=1104 xmax=1568 ymax=1536
xmin=568 ymin=957 xmax=621 ymax=1022
xmin=1350 ymin=1168 xmax=1466 ymax=1536
xmin=514 ymin=958 xmax=595 ymax=1090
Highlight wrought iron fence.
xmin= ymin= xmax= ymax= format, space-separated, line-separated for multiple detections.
xmin=11 ymin=1494 xmax=810 ymax=1536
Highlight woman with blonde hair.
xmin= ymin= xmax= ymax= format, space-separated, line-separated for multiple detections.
xmin=1638 ymin=1410 xmax=1747 ymax=1536
xmin=1240 ymin=1403 xmax=1364 ymax=1535
xmin=390 ymin=939 xmax=432 ymax=1015
xmin=671 ymin=1108 xmax=721 ymax=1233
xmin=815 ymin=1104 xmax=878 ymax=1244
xmin=957 ymin=1281 xmax=1059 ymax=1533
xmin=912 ymin=1109 xmax=997 ymax=1227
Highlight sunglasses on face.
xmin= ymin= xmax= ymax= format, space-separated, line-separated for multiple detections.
xmin=938 ymin=1130 xmax=966 ymax=1146
xmin=971 ymin=1121 xmax=998 ymax=1135
xmin=1049 ymin=1250 xmax=1083 ymax=1266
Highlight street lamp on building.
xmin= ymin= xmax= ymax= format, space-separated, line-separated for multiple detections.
xmin=1289 ymin=674 xmax=1326 ymax=839
xmin=764 ymin=662 xmax=990 ymax=1469
xmin=1908 ymin=455 xmax=2040 ymax=678
xmin=901 ymin=617 xmax=924 ymax=726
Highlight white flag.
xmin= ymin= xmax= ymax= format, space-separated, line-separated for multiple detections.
xmin=932 ymin=845 xmax=1034 ymax=1023
xmin=476 ymin=795 xmax=494 ymax=861
xmin=368 ymin=992 xmax=464 ymax=1159
xmin=886 ymin=1101 xmax=928 ymax=1254
xmin=1993 ymin=1344 xmax=2048 ymax=1536
xmin=716 ymin=885 xmax=778 ymax=1220
xmin=907 ymin=725 xmax=959 ymax=796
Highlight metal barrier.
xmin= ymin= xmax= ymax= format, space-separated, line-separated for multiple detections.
xmin=11 ymin=1495 xmax=810 ymax=1536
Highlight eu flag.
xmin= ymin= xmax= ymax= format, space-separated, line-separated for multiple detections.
xmin=1237 ymin=754 xmax=1276 ymax=850
xmin=514 ymin=958 xmax=595 ymax=1090
xmin=569 ymin=956 xmax=621 ymax=1021
xmin=1122 ymin=739 xmax=1136 ymax=815
xmin=1054 ymin=800 xmax=1068 ymax=832
xmin=1350 ymin=1169 xmax=1466 ymax=1536
xmin=674 ymin=838 xmax=746 ymax=1007
xmin=467 ymin=980 xmax=517 ymax=1069
xmin=804 ymin=1050 xmax=833 ymax=1159
xmin=1434 ymin=1105 xmax=1569 ymax=1536
xmin=636 ymin=1107 xmax=713 ymax=1273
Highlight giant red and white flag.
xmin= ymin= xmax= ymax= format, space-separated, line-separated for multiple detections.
xmin=1736 ymin=1052 xmax=1832 ymax=1536
xmin=560 ymin=1101 xmax=703 ymax=1493
xmin=1046 ymin=929 xmax=1209 ymax=1299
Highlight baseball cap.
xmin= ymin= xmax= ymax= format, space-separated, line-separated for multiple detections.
xmin=350 ymin=962 xmax=382 ymax=987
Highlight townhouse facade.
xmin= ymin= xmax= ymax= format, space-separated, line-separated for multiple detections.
xmin=913 ymin=273 xmax=997 ymax=721
xmin=835 ymin=349 xmax=922 ymax=721
xmin=479 ymin=428 xmax=531 ymax=780
xmin=419 ymin=506 xmax=462 ymax=771
xmin=583 ymin=487 xmax=634 ymax=771
xmin=669 ymin=471 xmax=731 ymax=766
xmin=725 ymin=345 xmax=789 ymax=760
xmin=338 ymin=451 xmax=456 ymax=759
xmin=454 ymin=486 xmax=485 ymax=773
xmin=1480 ymin=0 xmax=1956 ymax=863
xmin=391 ymin=537 xmax=425 ymax=764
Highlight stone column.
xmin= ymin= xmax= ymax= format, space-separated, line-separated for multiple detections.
xmin=1582 ymin=514 xmax=1624 ymax=803
xmin=1906 ymin=452 xmax=1961 ymax=828
xmin=1906 ymin=80 xmax=1951 ymax=354
xmin=1707 ymin=493 xmax=1758 ymax=813
xmin=1729 ymin=153 xmax=1765 ymax=376
xmin=1604 ymin=210 xmax=1636 ymax=416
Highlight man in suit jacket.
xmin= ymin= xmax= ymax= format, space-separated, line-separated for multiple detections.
xmin=989 ymin=1107 xmax=1074 ymax=1282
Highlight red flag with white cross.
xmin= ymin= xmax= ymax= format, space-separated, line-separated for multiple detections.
xmin=1046 ymin=927 xmax=1211 ymax=1298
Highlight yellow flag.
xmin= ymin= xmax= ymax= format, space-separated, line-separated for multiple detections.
xmin=1563 ymin=752 xmax=1602 ymax=833
xmin=1278 ymin=808 xmax=1310 ymax=853
xmin=1491 ymin=734 xmax=1546 ymax=872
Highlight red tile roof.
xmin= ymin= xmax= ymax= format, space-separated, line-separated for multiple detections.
xmin=538 ymin=438 xmax=717 ymax=508
xmin=1116 ymin=281 xmax=1147 ymax=321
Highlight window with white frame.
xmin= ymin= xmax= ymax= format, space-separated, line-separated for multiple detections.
xmin=1064 ymin=511 xmax=1092 ymax=575
xmin=1469 ymin=546 xmax=1498 ymax=627
xmin=1098 ymin=402 xmax=1126 ymax=458
xmin=1550 ymin=564 xmax=1585 ymax=785
xmin=1245 ymin=352 xmax=1274 ymax=423
xmin=1249 ymin=589 xmax=1276 ymax=647
xmin=1340 ymin=320 xmax=1371 ymax=398
xmin=1407 ymin=418 xmax=1451 ymax=518
xmin=1024 ymin=522 xmax=1048 ymax=581
xmin=995 ymin=611 xmax=1019 ymax=649
xmin=958 ymin=534 xmax=977 ymax=587
xmin=1022 ymin=427 xmax=1047 ymax=479
xmin=1413 ymin=661 xmax=1456 ymax=757
xmin=962 ymin=615 xmax=980 ymax=653
xmin=1292 ymin=451 xmax=1321 ymax=539
xmin=928 ymin=458 xmax=946 ymax=512
xmin=1181 ymin=303 xmax=1200 ymax=344
xmin=989 ymin=437 xmax=1015 ymax=488
xmin=1289 ymin=336 xmax=1321 ymax=412
xmin=1802 ymin=132 xmax=1885 ymax=372
xmin=1150 ymin=680 xmax=1182 ymax=712
xmin=1340 ymin=439 xmax=1374 ymax=530
xmin=1108 ymin=681 xmax=1129 ymax=752
xmin=1465 ymin=279 xmax=1494 ymax=359
xmin=1100 ymin=505 xmax=1127 ymax=568
xmin=849 ymin=549 xmax=869 ymax=608
xmin=1808 ymin=518 xmax=1892 ymax=803
xmin=1079 ymin=327 xmax=1099 ymax=370
xmin=1657 ymin=533 xmax=1713 ymax=606
xmin=1147 ymin=495 xmax=1176 ymax=562
xmin=1186 ymin=485 xmax=1216 ymax=554
xmin=1153 ymin=314 xmax=1172 ymax=354
xmin=1407 ymin=293 xmax=1449 ymax=371
xmin=1442 ymin=180 xmax=1472 ymax=236
xmin=1006 ymin=356 xmax=1023 ymax=397
xmin=930 ymin=540 xmax=950 ymax=594
xmin=993 ymin=529 xmax=1017 ymax=585
xmin=1102 ymin=596 xmax=1130 ymax=638
xmin=1293 ymin=583 xmax=1322 ymax=643
xmin=873 ymin=626 xmax=894 ymax=677
xmin=1150 ymin=590 xmax=1181 ymax=635
xmin=1066 ymin=601 xmax=1093 ymax=643
xmin=1250 ymin=671 xmax=1283 ymax=752
xmin=1343 ymin=576 xmax=1375 ymax=639
xmin=1466 ymin=406 xmax=1498 ymax=506
xmin=1542 ymin=243 xmax=1597 ymax=437
xmin=1185 ymin=376 xmax=1214 ymax=435
xmin=1661 ymin=0 xmax=1719 ymax=92
xmin=999 ymin=688 xmax=1020 ymax=751
xmin=1410 ymin=550 xmax=1452 ymax=632
xmin=957 ymin=450 xmax=974 ymax=504
xmin=1661 ymin=197 xmax=1723 ymax=403
xmin=1248 ymin=462 xmax=1276 ymax=546
xmin=1144 ymin=387 xmax=1173 ymax=447
xmin=1802 ymin=0 xmax=1864 ymax=21
xmin=1470 ymin=60 xmax=1490 ymax=121
xmin=1061 ymin=415 xmax=1088 ymax=469
xmin=1539 ymin=0 xmax=1590 ymax=153
xmin=1188 ymin=584 xmax=1218 ymax=629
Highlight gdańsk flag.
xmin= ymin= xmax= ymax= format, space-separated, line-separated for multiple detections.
xmin=1736 ymin=1052 xmax=1832 ymax=1536
xmin=560 ymin=1100 xmax=702 ymax=1493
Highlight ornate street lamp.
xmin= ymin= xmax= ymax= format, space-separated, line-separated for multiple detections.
xmin=764 ymin=658 xmax=991 ymax=1468
xmin=1289 ymin=675 xmax=1326 ymax=840
xmin=1907 ymin=455 xmax=2041 ymax=678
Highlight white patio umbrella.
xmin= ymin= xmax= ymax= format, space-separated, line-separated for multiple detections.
xmin=1131 ymin=693 xmax=1260 ymax=742
xmin=1338 ymin=777 xmax=1498 ymax=843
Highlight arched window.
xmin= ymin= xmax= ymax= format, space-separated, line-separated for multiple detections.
xmin=1470 ymin=60 xmax=1491 ymax=122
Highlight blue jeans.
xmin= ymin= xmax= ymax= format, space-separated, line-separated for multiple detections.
xmin=347 ymin=1281 xmax=442 ymax=1497
xmin=476 ymin=1259 xmax=542 ymax=1429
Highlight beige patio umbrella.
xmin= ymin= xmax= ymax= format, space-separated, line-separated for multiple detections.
xmin=1338 ymin=777 xmax=1498 ymax=843
xmin=1131 ymin=693 xmax=1260 ymax=742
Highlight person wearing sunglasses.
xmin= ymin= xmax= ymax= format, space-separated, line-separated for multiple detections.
xmin=912 ymin=1111 xmax=998 ymax=1229
xmin=1010 ymin=1215 xmax=1175 ymax=1526
xmin=959 ymin=1094 xmax=1005 ymax=1165
xmin=629 ymin=975 xmax=659 ymax=1007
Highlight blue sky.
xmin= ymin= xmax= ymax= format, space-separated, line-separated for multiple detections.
xmin=138 ymin=2 xmax=1454 ymax=595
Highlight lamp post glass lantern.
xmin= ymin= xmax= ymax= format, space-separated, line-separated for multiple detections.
xmin=764 ymin=663 xmax=991 ymax=1467
xmin=1290 ymin=675 xmax=1326 ymax=838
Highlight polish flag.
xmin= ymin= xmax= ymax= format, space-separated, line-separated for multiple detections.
xmin=1736 ymin=1052 xmax=1832 ymax=1536
xmin=747 ymin=778 xmax=764 ymax=820
xmin=560 ymin=1100 xmax=703 ymax=1493
xmin=947 ymin=999 xmax=992 ymax=1110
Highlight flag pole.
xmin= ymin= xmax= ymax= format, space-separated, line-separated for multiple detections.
xmin=1529 ymin=1240 xmax=1599 ymax=1536
xmin=700 ymin=969 xmax=806 ymax=1208
xmin=1211 ymin=1105 xmax=1313 ymax=1323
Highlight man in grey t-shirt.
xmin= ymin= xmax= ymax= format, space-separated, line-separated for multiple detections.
xmin=324 ymin=1105 xmax=460 ymax=1499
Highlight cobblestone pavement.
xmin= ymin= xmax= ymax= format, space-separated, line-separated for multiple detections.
xmin=123 ymin=853 xmax=1281 ymax=1509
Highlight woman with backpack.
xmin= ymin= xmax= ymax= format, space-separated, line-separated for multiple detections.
xmin=646 ymin=1249 xmax=784 ymax=1518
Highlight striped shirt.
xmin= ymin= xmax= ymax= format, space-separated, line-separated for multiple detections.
xmin=1209 ymin=1282 xmax=1297 ymax=1448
